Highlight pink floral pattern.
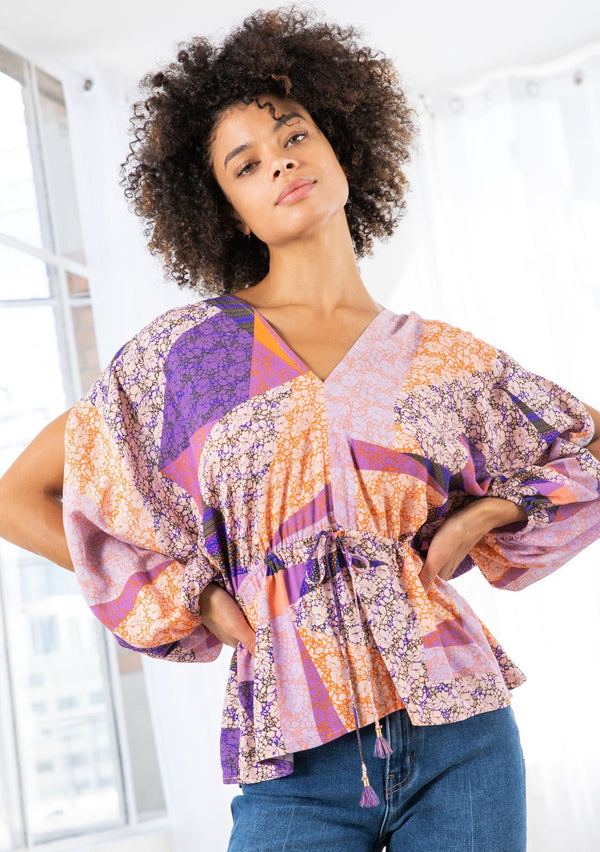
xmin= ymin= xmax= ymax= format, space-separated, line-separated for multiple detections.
xmin=62 ymin=295 xmax=600 ymax=785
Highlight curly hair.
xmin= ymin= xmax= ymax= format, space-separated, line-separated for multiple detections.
xmin=119 ymin=4 xmax=420 ymax=297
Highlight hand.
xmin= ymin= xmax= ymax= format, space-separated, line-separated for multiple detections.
xmin=198 ymin=583 xmax=256 ymax=656
xmin=418 ymin=498 xmax=528 ymax=594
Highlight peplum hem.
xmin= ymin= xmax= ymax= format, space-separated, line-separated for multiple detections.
xmin=215 ymin=527 xmax=527 ymax=786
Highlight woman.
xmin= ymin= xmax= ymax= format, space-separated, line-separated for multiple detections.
xmin=1 ymin=7 xmax=600 ymax=851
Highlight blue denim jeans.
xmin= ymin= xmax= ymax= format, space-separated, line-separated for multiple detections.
xmin=227 ymin=704 xmax=526 ymax=851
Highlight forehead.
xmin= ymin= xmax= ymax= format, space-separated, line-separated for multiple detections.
xmin=212 ymin=96 xmax=310 ymax=142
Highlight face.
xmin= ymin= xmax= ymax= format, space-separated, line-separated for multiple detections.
xmin=209 ymin=94 xmax=349 ymax=248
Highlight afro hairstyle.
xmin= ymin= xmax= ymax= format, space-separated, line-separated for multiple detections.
xmin=119 ymin=4 xmax=420 ymax=297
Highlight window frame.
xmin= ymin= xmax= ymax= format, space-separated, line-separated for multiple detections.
xmin=0 ymin=34 xmax=169 ymax=850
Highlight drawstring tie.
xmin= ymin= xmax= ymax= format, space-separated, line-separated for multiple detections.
xmin=306 ymin=524 xmax=393 ymax=808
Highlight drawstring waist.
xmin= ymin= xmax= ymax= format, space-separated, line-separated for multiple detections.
xmin=302 ymin=524 xmax=393 ymax=807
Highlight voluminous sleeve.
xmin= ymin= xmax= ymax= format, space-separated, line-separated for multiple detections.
xmin=461 ymin=345 xmax=600 ymax=590
xmin=62 ymin=326 xmax=223 ymax=662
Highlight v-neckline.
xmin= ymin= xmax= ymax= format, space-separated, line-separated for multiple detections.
xmin=226 ymin=293 xmax=389 ymax=386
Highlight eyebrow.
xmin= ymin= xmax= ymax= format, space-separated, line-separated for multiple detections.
xmin=223 ymin=111 xmax=304 ymax=171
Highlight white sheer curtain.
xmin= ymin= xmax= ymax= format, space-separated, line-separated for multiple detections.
xmin=393 ymin=45 xmax=600 ymax=851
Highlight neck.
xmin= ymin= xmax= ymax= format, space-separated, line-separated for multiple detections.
xmin=243 ymin=211 xmax=380 ymax=315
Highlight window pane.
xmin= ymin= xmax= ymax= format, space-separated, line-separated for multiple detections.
xmin=0 ymin=46 xmax=44 ymax=249
xmin=35 ymin=68 xmax=86 ymax=266
xmin=1 ymin=543 xmax=127 ymax=842
xmin=0 ymin=303 xmax=67 ymax=471
xmin=0 ymin=241 xmax=51 ymax=300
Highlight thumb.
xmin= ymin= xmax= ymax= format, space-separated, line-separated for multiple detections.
xmin=240 ymin=630 xmax=256 ymax=656
xmin=418 ymin=557 xmax=439 ymax=593
xmin=227 ymin=604 xmax=256 ymax=656
xmin=237 ymin=618 xmax=256 ymax=656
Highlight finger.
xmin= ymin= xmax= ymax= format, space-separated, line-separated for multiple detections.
xmin=235 ymin=616 xmax=256 ymax=655
xmin=199 ymin=584 xmax=256 ymax=654
xmin=213 ymin=619 xmax=255 ymax=655
xmin=419 ymin=576 xmax=434 ymax=594
xmin=224 ymin=602 xmax=256 ymax=655
xmin=240 ymin=632 xmax=256 ymax=656
xmin=418 ymin=561 xmax=440 ymax=592
xmin=437 ymin=565 xmax=456 ymax=581
xmin=199 ymin=617 xmax=239 ymax=649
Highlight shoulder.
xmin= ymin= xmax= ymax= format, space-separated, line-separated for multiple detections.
xmin=116 ymin=299 xmax=217 ymax=365
xmin=84 ymin=298 xmax=221 ymax=407
xmin=413 ymin=312 xmax=501 ymax=378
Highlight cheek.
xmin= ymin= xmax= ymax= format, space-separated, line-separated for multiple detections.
xmin=324 ymin=151 xmax=349 ymax=191
xmin=235 ymin=191 xmax=267 ymax=225
xmin=223 ymin=185 xmax=256 ymax=222
xmin=329 ymin=161 xmax=350 ymax=205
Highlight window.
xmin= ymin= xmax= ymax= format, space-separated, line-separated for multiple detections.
xmin=0 ymin=42 xmax=167 ymax=850
xmin=30 ymin=615 xmax=59 ymax=655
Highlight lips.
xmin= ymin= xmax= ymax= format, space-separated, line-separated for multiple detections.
xmin=276 ymin=177 xmax=316 ymax=205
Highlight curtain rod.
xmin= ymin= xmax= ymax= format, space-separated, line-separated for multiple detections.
xmin=423 ymin=38 xmax=600 ymax=101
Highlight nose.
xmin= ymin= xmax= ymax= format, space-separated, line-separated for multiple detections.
xmin=272 ymin=159 xmax=296 ymax=179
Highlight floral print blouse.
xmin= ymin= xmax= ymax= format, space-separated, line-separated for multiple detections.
xmin=62 ymin=294 xmax=600 ymax=791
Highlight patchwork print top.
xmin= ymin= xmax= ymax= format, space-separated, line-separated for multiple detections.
xmin=62 ymin=294 xmax=600 ymax=789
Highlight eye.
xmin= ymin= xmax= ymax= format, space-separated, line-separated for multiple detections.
xmin=236 ymin=161 xmax=256 ymax=178
xmin=285 ymin=130 xmax=308 ymax=146
xmin=235 ymin=130 xmax=308 ymax=177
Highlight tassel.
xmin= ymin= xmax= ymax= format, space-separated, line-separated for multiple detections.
xmin=374 ymin=724 xmax=393 ymax=758
xmin=359 ymin=777 xmax=380 ymax=808
xmin=359 ymin=763 xmax=380 ymax=808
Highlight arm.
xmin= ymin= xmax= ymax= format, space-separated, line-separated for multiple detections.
xmin=0 ymin=408 xmax=75 ymax=572
xmin=419 ymin=402 xmax=600 ymax=593
xmin=0 ymin=407 xmax=256 ymax=656
xmin=465 ymin=358 xmax=600 ymax=590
